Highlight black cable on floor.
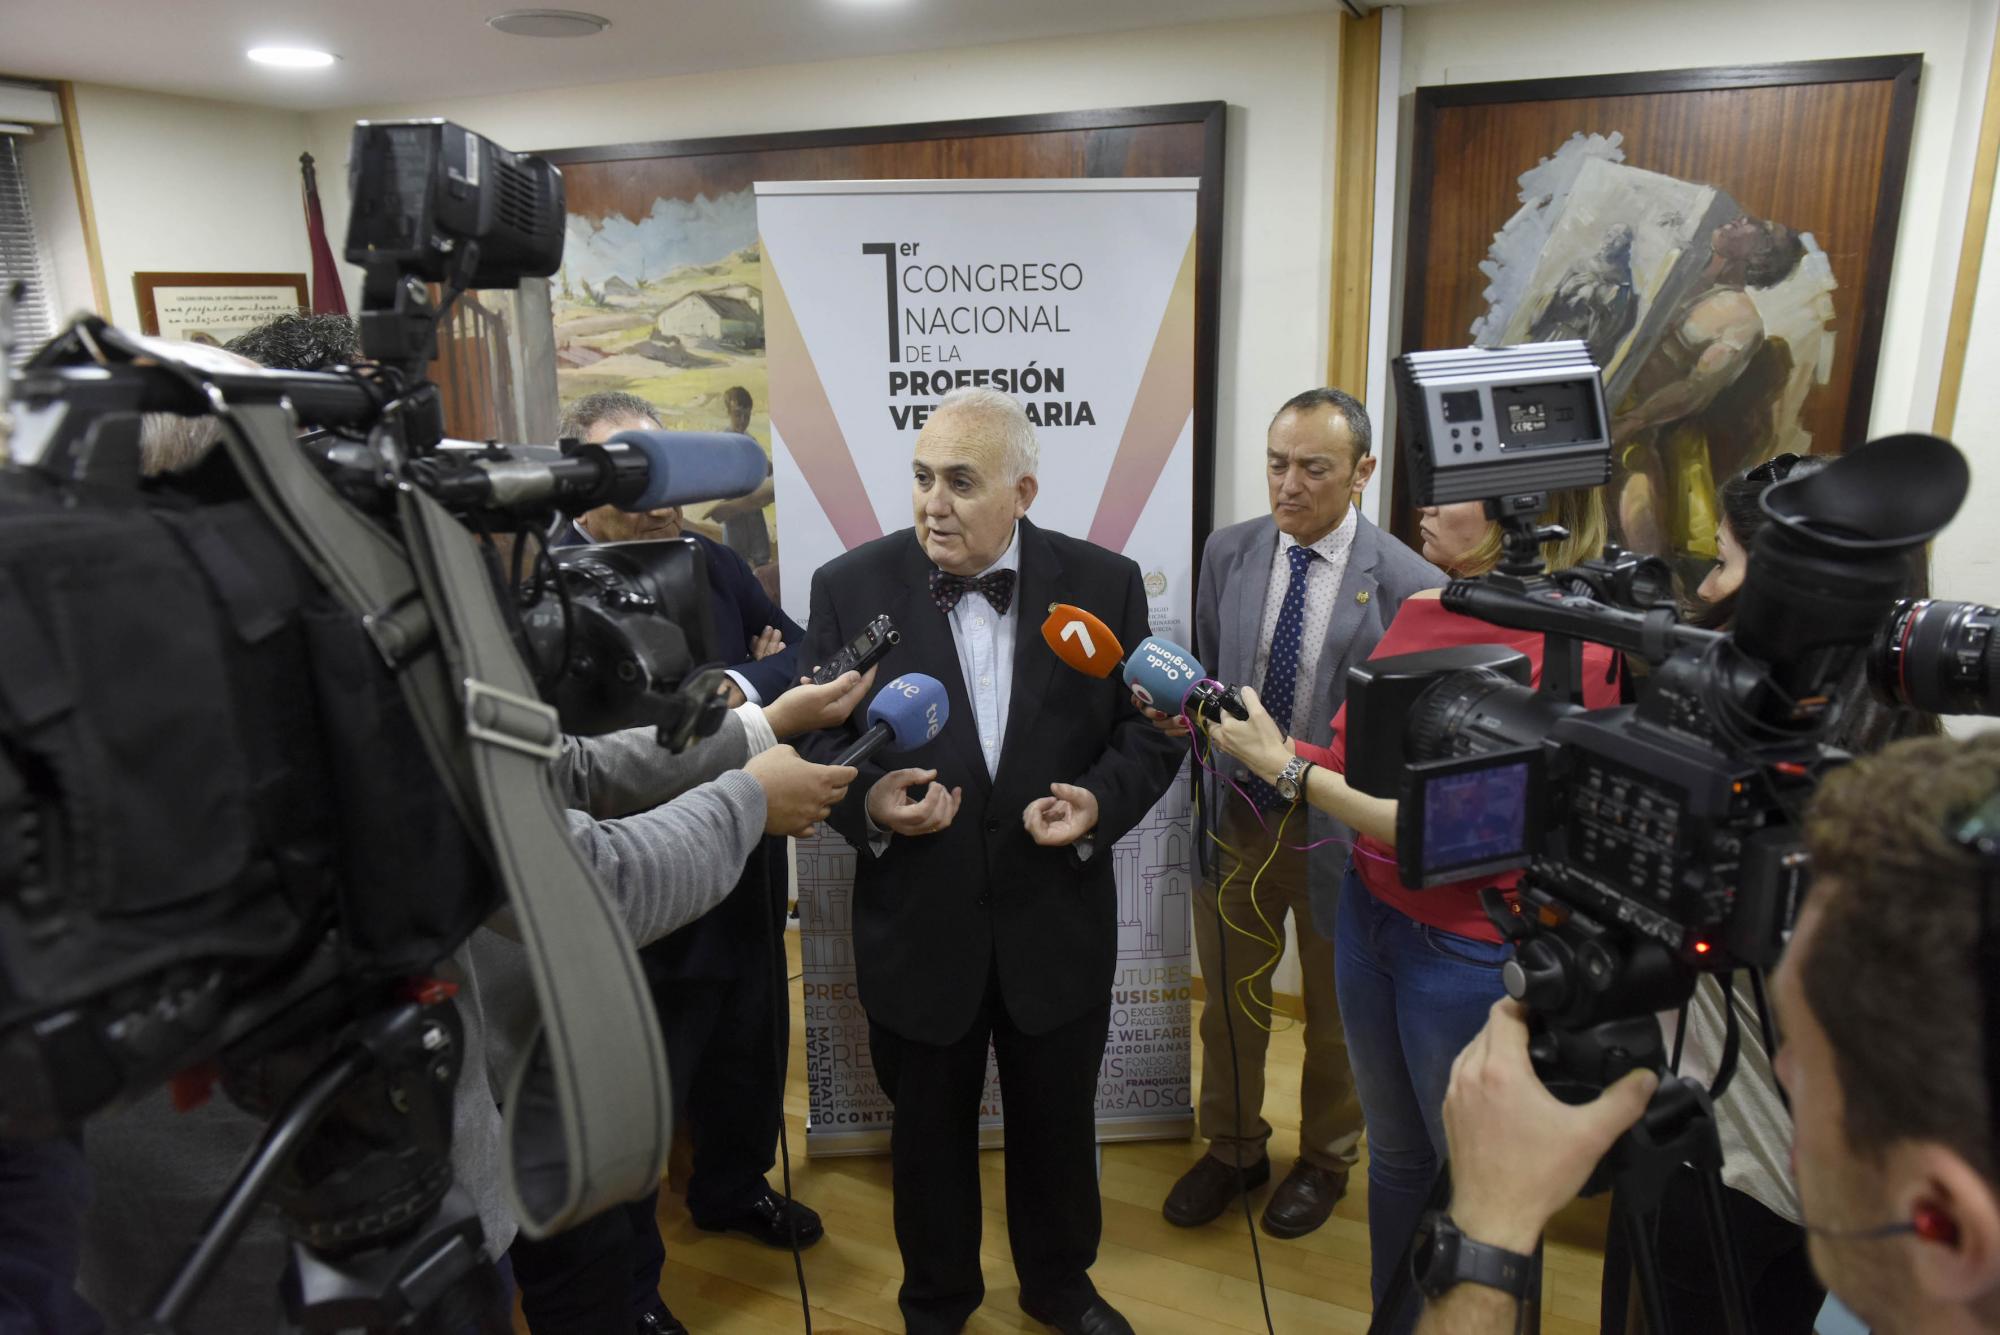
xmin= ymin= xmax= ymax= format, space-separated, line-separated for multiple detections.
xmin=769 ymin=857 xmax=812 ymax=1333
xmin=1192 ymin=737 xmax=1276 ymax=1335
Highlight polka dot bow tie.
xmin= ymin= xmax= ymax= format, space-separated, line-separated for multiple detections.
xmin=929 ymin=567 xmax=1017 ymax=616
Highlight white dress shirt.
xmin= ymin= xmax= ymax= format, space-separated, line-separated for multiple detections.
xmin=1249 ymin=505 xmax=1358 ymax=738
xmin=944 ymin=525 xmax=1021 ymax=780
xmin=865 ymin=526 xmax=1033 ymax=851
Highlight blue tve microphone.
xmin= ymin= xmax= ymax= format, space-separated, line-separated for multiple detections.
xmin=834 ymin=673 xmax=951 ymax=767
xmin=605 ymin=429 xmax=769 ymax=511
xmin=1122 ymin=635 xmax=1249 ymax=720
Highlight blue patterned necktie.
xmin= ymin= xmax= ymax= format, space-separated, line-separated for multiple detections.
xmin=1242 ymin=543 xmax=1316 ymax=810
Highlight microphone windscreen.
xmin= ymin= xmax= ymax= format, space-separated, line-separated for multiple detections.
xmin=1122 ymin=635 xmax=1206 ymax=714
xmin=1041 ymin=604 xmax=1125 ymax=678
xmin=606 ymin=430 xmax=769 ymax=511
xmin=866 ymin=672 xmax=951 ymax=750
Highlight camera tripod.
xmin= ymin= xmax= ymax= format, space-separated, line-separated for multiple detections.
xmin=136 ymin=991 xmax=509 ymax=1335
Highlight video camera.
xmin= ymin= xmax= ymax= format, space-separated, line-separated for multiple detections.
xmin=0 ymin=120 xmax=764 ymax=1330
xmin=1358 ymin=340 xmax=1996 ymax=1333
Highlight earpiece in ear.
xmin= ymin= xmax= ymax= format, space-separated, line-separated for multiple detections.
xmin=1912 ymin=1203 xmax=1961 ymax=1246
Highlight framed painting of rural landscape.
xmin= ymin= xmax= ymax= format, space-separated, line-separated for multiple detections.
xmin=1398 ymin=56 xmax=1920 ymax=590
xmin=536 ymin=102 xmax=1225 ymax=591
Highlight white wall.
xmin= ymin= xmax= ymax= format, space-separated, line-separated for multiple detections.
xmin=66 ymin=83 xmax=310 ymax=331
xmin=1398 ymin=0 xmax=2000 ymax=618
xmin=305 ymin=13 xmax=1346 ymax=533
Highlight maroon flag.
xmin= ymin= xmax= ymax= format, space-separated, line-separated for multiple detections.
xmin=299 ymin=152 xmax=348 ymax=315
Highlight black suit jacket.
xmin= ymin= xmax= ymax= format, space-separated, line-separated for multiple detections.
xmin=799 ymin=518 xmax=1183 ymax=1046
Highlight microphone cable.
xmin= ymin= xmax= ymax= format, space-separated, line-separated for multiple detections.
xmin=765 ymin=833 xmax=814 ymax=1333
xmin=1188 ymin=716 xmax=1279 ymax=1335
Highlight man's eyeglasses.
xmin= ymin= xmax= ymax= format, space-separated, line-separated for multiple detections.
xmin=1746 ymin=452 xmax=1804 ymax=485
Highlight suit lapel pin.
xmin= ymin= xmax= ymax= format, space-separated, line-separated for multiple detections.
xmin=1356 ymin=590 xmax=1371 ymax=605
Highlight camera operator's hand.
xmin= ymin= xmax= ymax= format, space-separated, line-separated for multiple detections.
xmin=867 ymin=768 xmax=962 ymax=838
xmin=744 ymin=745 xmax=858 ymax=837
xmin=762 ymin=667 xmax=877 ymax=739
xmin=1442 ymin=999 xmax=1659 ymax=1253
xmin=1203 ymin=685 xmax=1293 ymax=782
xmin=1131 ymin=691 xmax=1190 ymax=740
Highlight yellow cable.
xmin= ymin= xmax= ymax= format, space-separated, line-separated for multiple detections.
xmin=1191 ymin=723 xmax=1297 ymax=1035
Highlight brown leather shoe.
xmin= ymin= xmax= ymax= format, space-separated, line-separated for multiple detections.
xmin=1259 ymin=1160 xmax=1349 ymax=1238
xmin=1163 ymin=1153 xmax=1270 ymax=1227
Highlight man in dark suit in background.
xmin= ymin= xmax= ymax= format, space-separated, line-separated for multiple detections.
xmin=513 ymin=390 xmax=815 ymax=1335
xmin=800 ymin=388 xmax=1183 ymax=1335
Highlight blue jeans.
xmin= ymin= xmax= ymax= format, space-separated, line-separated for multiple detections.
xmin=0 ymin=1138 xmax=104 ymax=1335
xmin=1335 ymin=870 xmax=1510 ymax=1334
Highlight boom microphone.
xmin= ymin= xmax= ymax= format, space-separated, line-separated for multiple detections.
xmin=1041 ymin=604 xmax=1125 ymax=678
xmin=410 ymin=430 xmax=768 ymax=517
xmin=606 ymin=430 xmax=769 ymax=511
xmin=835 ymin=673 xmax=951 ymax=768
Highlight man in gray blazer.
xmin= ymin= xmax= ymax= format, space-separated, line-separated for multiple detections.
xmin=1162 ymin=388 xmax=1439 ymax=1238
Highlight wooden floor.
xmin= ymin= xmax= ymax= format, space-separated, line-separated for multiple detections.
xmin=518 ymin=931 xmax=1608 ymax=1333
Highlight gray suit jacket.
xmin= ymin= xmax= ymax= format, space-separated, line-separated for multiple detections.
xmin=1194 ymin=511 xmax=1441 ymax=935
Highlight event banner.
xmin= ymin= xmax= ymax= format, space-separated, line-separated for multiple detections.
xmin=755 ymin=179 xmax=1198 ymax=1153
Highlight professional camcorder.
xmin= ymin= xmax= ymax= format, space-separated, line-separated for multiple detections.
xmin=0 ymin=120 xmax=764 ymax=1331
xmin=1358 ymin=340 xmax=1995 ymax=1333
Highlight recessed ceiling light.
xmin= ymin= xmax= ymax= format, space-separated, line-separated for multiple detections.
xmin=247 ymin=46 xmax=338 ymax=68
xmin=488 ymin=9 xmax=612 ymax=38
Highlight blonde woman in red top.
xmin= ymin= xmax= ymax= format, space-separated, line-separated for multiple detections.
xmin=1206 ymin=490 xmax=1619 ymax=1332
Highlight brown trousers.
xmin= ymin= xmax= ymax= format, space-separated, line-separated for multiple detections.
xmin=1193 ymin=802 xmax=1363 ymax=1170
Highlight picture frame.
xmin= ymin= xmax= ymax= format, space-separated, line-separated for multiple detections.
xmin=1396 ymin=56 xmax=1921 ymax=583
xmin=534 ymin=102 xmax=1227 ymax=561
xmin=131 ymin=271 xmax=310 ymax=346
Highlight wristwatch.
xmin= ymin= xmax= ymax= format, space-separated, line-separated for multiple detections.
xmin=1410 ymin=1212 xmax=1535 ymax=1303
xmin=1274 ymin=756 xmax=1314 ymax=803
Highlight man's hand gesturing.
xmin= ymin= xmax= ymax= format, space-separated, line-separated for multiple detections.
xmin=744 ymin=744 xmax=858 ymax=838
xmin=1024 ymin=783 xmax=1099 ymax=848
xmin=866 ymin=768 xmax=963 ymax=837
xmin=762 ymin=667 xmax=877 ymax=739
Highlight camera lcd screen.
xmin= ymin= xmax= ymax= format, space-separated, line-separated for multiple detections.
xmin=1440 ymin=389 xmax=1483 ymax=424
xmin=1423 ymin=761 xmax=1531 ymax=874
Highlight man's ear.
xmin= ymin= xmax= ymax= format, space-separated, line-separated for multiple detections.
xmin=1016 ymin=473 xmax=1039 ymax=517
xmin=1352 ymin=453 xmax=1378 ymax=496
xmin=1896 ymin=1141 xmax=2000 ymax=1307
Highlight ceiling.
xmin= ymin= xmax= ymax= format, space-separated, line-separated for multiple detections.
xmin=1 ymin=0 xmax=1348 ymax=112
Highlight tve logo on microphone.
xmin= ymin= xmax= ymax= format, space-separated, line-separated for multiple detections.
xmin=883 ymin=674 xmax=945 ymax=743
xmin=1041 ymin=604 xmax=1124 ymax=678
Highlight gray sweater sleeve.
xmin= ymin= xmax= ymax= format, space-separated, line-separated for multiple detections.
xmin=553 ymin=712 xmax=754 ymax=819
xmin=560 ymin=768 xmax=768 ymax=946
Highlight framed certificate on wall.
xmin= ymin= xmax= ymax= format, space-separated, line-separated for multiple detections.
xmin=133 ymin=271 xmax=308 ymax=345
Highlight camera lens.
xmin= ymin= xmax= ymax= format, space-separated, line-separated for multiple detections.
xmin=1868 ymin=598 xmax=2000 ymax=715
xmin=1409 ymin=667 xmax=1573 ymax=761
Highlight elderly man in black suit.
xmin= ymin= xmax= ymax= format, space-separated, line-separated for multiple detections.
xmin=801 ymin=388 xmax=1183 ymax=1335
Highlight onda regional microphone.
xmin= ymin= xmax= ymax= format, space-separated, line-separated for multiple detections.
xmin=834 ymin=673 xmax=951 ymax=768
xmin=1041 ymin=604 xmax=1125 ymax=678
xmin=1122 ymin=635 xmax=1250 ymax=721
